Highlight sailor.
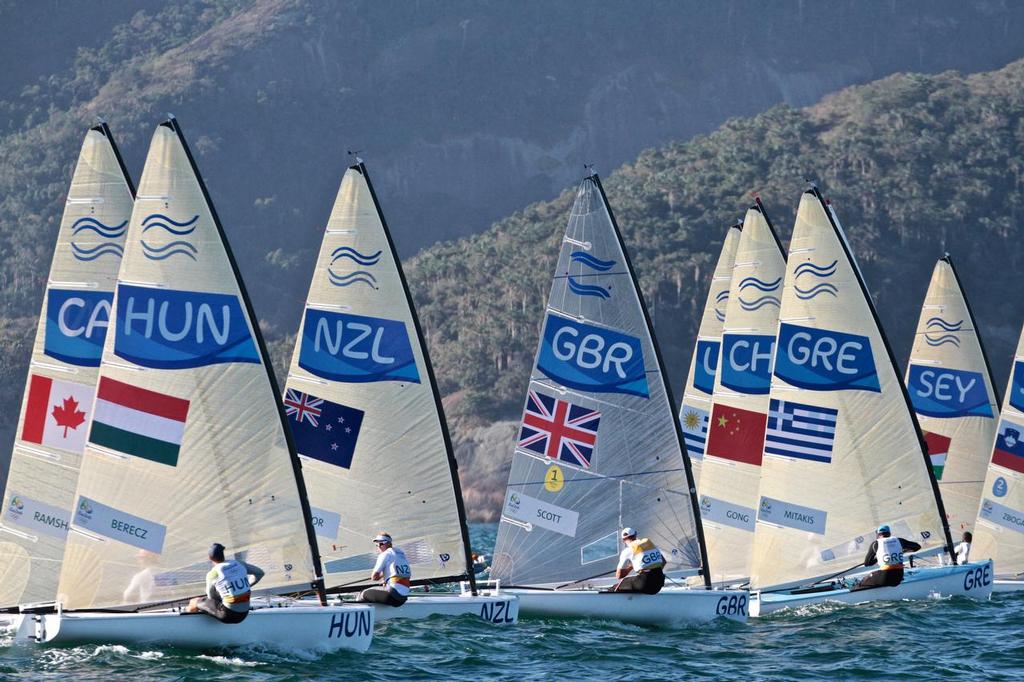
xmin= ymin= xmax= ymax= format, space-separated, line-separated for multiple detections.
xmin=850 ymin=525 xmax=921 ymax=592
xmin=612 ymin=527 xmax=666 ymax=595
xmin=955 ymin=531 xmax=973 ymax=565
xmin=186 ymin=542 xmax=265 ymax=624
xmin=357 ymin=533 xmax=411 ymax=607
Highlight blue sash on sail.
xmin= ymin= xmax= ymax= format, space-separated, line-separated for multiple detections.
xmin=536 ymin=314 xmax=648 ymax=398
xmin=907 ymin=364 xmax=993 ymax=418
xmin=44 ymin=289 xmax=113 ymax=367
xmin=298 ymin=308 xmax=420 ymax=383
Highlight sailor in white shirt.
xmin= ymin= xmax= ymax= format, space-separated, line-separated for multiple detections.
xmin=955 ymin=531 xmax=972 ymax=565
xmin=612 ymin=527 xmax=667 ymax=594
xmin=357 ymin=533 xmax=412 ymax=607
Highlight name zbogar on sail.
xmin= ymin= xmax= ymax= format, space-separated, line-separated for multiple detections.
xmin=282 ymin=161 xmax=516 ymax=623
xmin=748 ymin=187 xmax=993 ymax=616
xmin=491 ymin=172 xmax=748 ymax=626
xmin=0 ymin=124 xmax=133 ymax=610
xmin=697 ymin=199 xmax=786 ymax=587
xmin=18 ymin=119 xmax=373 ymax=651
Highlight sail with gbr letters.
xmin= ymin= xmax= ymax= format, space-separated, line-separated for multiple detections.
xmin=905 ymin=256 xmax=999 ymax=536
xmin=283 ymin=161 xmax=474 ymax=592
xmin=698 ymin=200 xmax=786 ymax=585
xmin=749 ymin=187 xmax=953 ymax=591
xmin=679 ymin=223 xmax=742 ymax=486
xmin=55 ymin=118 xmax=322 ymax=609
xmin=491 ymin=173 xmax=710 ymax=588
xmin=0 ymin=124 xmax=134 ymax=608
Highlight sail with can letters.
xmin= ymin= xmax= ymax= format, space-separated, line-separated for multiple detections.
xmin=679 ymin=223 xmax=742 ymax=486
xmin=905 ymin=256 xmax=999 ymax=536
xmin=749 ymin=188 xmax=953 ymax=591
xmin=698 ymin=200 xmax=786 ymax=585
xmin=972 ymin=322 xmax=1024 ymax=577
xmin=283 ymin=161 xmax=474 ymax=592
xmin=0 ymin=124 xmax=134 ymax=608
xmin=55 ymin=118 xmax=322 ymax=609
xmin=491 ymin=172 xmax=709 ymax=588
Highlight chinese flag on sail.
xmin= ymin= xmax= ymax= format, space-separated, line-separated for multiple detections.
xmin=705 ymin=403 xmax=767 ymax=466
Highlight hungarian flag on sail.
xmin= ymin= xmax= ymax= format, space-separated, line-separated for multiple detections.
xmin=922 ymin=430 xmax=952 ymax=480
xmin=518 ymin=390 xmax=601 ymax=468
xmin=992 ymin=418 xmax=1024 ymax=475
xmin=89 ymin=377 xmax=189 ymax=467
xmin=284 ymin=388 xmax=364 ymax=469
xmin=21 ymin=374 xmax=94 ymax=455
xmin=705 ymin=403 xmax=767 ymax=466
xmin=679 ymin=403 xmax=709 ymax=460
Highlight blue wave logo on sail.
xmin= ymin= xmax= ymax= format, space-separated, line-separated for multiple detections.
xmin=773 ymin=322 xmax=880 ymax=392
xmin=141 ymin=214 xmax=199 ymax=261
xmin=44 ymin=289 xmax=113 ymax=367
xmin=737 ymin=276 xmax=781 ymax=311
xmin=793 ymin=260 xmax=838 ymax=300
xmin=536 ymin=314 xmax=648 ymax=398
xmin=570 ymin=251 xmax=615 ymax=271
xmin=566 ymin=276 xmax=610 ymax=299
xmin=714 ymin=290 xmax=729 ymax=322
xmin=924 ymin=317 xmax=963 ymax=347
xmin=328 ymin=247 xmax=382 ymax=289
xmin=692 ymin=339 xmax=720 ymax=395
xmin=720 ymin=333 xmax=775 ymax=395
xmin=1009 ymin=360 xmax=1024 ymax=414
xmin=113 ymin=284 xmax=259 ymax=369
xmin=299 ymin=308 xmax=420 ymax=383
xmin=69 ymin=216 xmax=127 ymax=261
xmin=907 ymin=364 xmax=993 ymax=419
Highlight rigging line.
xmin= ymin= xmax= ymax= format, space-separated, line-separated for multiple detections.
xmin=505 ymin=467 xmax=691 ymax=488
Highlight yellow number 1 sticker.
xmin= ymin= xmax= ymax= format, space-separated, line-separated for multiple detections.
xmin=545 ymin=464 xmax=564 ymax=493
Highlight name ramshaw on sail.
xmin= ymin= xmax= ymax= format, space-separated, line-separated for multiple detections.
xmin=491 ymin=172 xmax=748 ymax=626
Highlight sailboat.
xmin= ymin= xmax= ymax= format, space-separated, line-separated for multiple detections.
xmin=0 ymin=124 xmax=134 ymax=622
xmin=697 ymin=199 xmax=786 ymax=587
xmin=748 ymin=187 xmax=993 ymax=616
xmin=972 ymin=321 xmax=1024 ymax=592
xmin=280 ymin=160 xmax=517 ymax=623
xmin=15 ymin=119 xmax=373 ymax=651
xmin=679 ymin=221 xmax=742 ymax=487
xmin=490 ymin=172 xmax=749 ymax=626
xmin=905 ymin=256 xmax=999 ymax=538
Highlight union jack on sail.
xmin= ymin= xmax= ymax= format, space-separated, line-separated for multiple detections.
xmin=284 ymin=388 xmax=323 ymax=427
xmin=518 ymin=389 xmax=601 ymax=468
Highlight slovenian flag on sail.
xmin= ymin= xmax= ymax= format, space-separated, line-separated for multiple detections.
xmin=992 ymin=418 xmax=1024 ymax=475
xmin=88 ymin=377 xmax=190 ymax=467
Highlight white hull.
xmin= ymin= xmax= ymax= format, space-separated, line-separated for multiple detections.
xmin=14 ymin=605 xmax=374 ymax=652
xmin=993 ymin=579 xmax=1024 ymax=593
xmin=751 ymin=561 xmax=994 ymax=616
xmin=508 ymin=586 xmax=749 ymax=626
xmin=285 ymin=590 xmax=520 ymax=625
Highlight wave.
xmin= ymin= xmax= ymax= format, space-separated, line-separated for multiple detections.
xmin=570 ymin=251 xmax=615 ymax=271
xmin=71 ymin=243 xmax=123 ymax=261
xmin=716 ymin=290 xmax=729 ymax=302
xmin=330 ymin=247 xmax=382 ymax=266
xmin=567 ymin=276 xmax=611 ymax=299
xmin=739 ymin=295 xmax=781 ymax=311
xmin=794 ymin=282 xmax=839 ymax=300
xmin=738 ymin=276 xmax=782 ymax=292
xmin=926 ymin=317 xmax=964 ymax=332
xmin=328 ymin=269 xmax=378 ymax=288
xmin=142 ymin=213 xmax=199 ymax=236
xmin=794 ymin=260 xmax=838 ymax=279
xmin=142 ymin=239 xmax=198 ymax=261
xmin=926 ymin=334 xmax=961 ymax=347
xmin=71 ymin=216 xmax=127 ymax=238
xmin=714 ymin=309 xmax=725 ymax=322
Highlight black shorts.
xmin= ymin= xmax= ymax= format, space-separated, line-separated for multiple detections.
xmin=616 ymin=567 xmax=666 ymax=595
xmin=850 ymin=568 xmax=904 ymax=592
xmin=357 ymin=586 xmax=409 ymax=607
xmin=195 ymin=596 xmax=249 ymax=623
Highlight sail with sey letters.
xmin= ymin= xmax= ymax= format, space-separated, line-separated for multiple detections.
xmin=0 ymin=124 xmax=134 ymax=608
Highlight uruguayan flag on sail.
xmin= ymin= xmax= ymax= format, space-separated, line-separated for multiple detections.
xmin=679 ymin=404 xmax=709 ymax=460
xmin=765 ymin=399 xmax=838 ymax=463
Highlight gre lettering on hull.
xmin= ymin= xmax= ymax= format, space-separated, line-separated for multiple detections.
xmin=44 ymin=289 xmax=113 ymax=367
xmin=699 ymin=494 xmax=756 ymax=532
xmin=979 ymin=498 xmax=1024 ymax=535
xmin=773 ymin=323 xmax=880 ymax=393
xmin=907 ymin=364 xmax=992 ymax=419
xmin=536 ymin=314 xmax=649 ymax=398
xmin=5 ymin=492 xmax=70 ymax=540
xmin=73 ymin=495 xmax=167 ymax=553
xmin=502 ymin=490 xmax=579 ymax=537
xmin=756 ymin=496 xmax=827 ymax=535
xmin=299 ymin=308 xmax=420 ymax=383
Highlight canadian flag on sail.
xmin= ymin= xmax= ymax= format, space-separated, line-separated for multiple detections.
xmin=21 ymin=374 xmax=94 ymax=455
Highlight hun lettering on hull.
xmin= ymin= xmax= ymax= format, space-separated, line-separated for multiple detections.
xmin=44 ymin=289 xmax=113 ymax=367
xmin=113 ymin=284 xmax=259 ymax=369
xmin=773 ymin=323 xmax=880 ymax=393
xmin=536 ymin=314 xmax=648 ymax=398
xmin=720 ymin=333 xmax=775 ymax=395
xmin=298 ymin=308 xmax=420 ymax=383
xmin=907 ymin=364 xmax=992 ymax=419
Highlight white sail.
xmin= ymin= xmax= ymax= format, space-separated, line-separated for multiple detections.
xmin=749 ymin=189 xmax=952 ymax=591
xmin=491 ymin=174 xmax=708 ymax=588
xmin=698 ymin=201 xmax=786 ymax=585
xmin=0 ymin=125 xmax=134 ymax=607
xmin=973 ymin=322 xmax=1024 ymax=576
xmin=283 ymin=162 xmax=472 ymax=591
xmin=905 ymin=257 xmax=999 ymax=536
xmin=679 ymin=224 xmax=742 ymax=486
xmin=55 ymin=119 xmax=320 ymax=609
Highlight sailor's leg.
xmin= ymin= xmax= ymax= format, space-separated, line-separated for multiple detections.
xmin=850 ymin=570 xmax=888 ymax=592
xmin=386 ymin=589 xmax=408 ymax=607
xmin=357 ymin=587 xmax=393 ymax=604
xmin=640 ymin=569 xmax=666 ymax=595
xmin=615 ymin=574 xmax=644 ymax=592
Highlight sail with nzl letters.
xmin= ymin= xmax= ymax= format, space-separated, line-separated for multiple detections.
xmin=0 ymin=124 xmax=134 ymax=608
xmin=698 ymin=200 xmax=786 ymax=586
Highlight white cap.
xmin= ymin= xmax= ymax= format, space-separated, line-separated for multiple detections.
xmin=372 ymin=533 xmax=393 ymax=544
xmin=621 ymin=527 xmax=637 ymax=538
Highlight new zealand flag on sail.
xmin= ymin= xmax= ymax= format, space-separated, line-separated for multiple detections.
xmin=284 ymin=388 xmax=364 ymax=469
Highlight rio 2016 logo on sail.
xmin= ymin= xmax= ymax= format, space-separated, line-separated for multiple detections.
xmin=773 ymin=323 xmax=880 ymax=392
xmin=907 ymin=365 xmax=992 ymax=419
xmin=44 ymin=289 xmax=113 ymax=367
xmin=299 ymin=308 xmax=420 ymax=383
xmin=536 ymin=314 xmax=648 ymax=398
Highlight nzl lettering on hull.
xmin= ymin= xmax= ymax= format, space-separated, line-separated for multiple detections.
xmin=720 ymin=333 xmax=775 ymax=395
xmin=907 ymin=364 xmax=992 ymax=418
xmin=536 ymin=314 xmax=648 ymax=398
xmin=299 ymin=308 xmax=420 ymax=383
xmin=114 ymin=284 xmax=259 ymax=369
xmin=773 ymin=323 xmax=880 ymax=392
xmin=44 ymin=289 xmax=113 ymax=367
